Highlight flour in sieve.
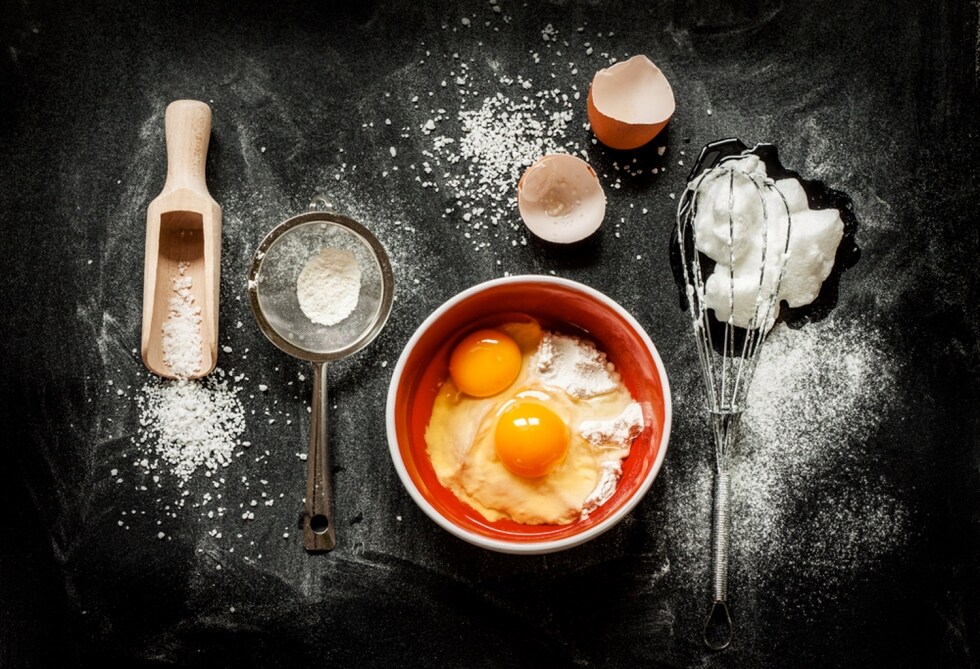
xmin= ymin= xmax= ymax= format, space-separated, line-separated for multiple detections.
xmin=296 ymin=247 xmax=361 ymax=326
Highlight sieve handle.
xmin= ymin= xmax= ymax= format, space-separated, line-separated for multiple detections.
xmin=163 ymin=100 xmax=211 ymax=194
xmin=304 ymin=360 xmax=336 ymax=552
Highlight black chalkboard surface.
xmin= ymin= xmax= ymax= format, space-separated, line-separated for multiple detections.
xmin=2 ymin=0 xmax=978 ymax=667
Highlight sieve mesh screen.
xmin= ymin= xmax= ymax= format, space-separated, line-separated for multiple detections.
xmin=254 ymin=220 xmax=384 ymax=356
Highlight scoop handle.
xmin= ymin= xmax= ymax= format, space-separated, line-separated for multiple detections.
xmin=304 ymin=361 xmax=336 ymax=552
xmin=163 ymin=99 xmax=211 ymax=194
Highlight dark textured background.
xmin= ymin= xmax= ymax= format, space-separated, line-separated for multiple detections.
xmin=2 ymin=0 xmax=978 ymax=667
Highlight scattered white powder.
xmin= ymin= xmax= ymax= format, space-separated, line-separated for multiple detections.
xmin=134 ymin=369 xmax=246 ymax=482
xmin=161 ymin=262 xmax=203 ymax=378
xmin=667 ymin=317 xmax=908 ymax=588
xmin=737 ymin=320 xmax=909 ymax=574
xmin=579 ymin=402 xmax=644 ymax=448
xmin=743 ymin=320 xmax=892 ymax=449
xmin=296 ymin=247 xmax=361 ymax=326
xmin=531 ymin=332 xmax=620 ymax=399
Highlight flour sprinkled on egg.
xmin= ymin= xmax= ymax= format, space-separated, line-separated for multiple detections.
xmin=424 ymin=320 xmax=645 ymax=525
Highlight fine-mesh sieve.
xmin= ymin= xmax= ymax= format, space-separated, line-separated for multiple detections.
xmin=247 ymin=198 xmax=394 ymax=552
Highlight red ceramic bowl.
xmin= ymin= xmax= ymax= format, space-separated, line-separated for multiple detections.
xmin=386 ymin=276 xmax=672 ymax=554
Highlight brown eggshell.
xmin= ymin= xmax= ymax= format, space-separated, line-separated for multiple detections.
xmin=587 ymin=55 xmax=675 ymax=151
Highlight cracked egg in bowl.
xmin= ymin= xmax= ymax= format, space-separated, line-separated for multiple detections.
xmin=385 ymin=276 xmax=671 ymax=554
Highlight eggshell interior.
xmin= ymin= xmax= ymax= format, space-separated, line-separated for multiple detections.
xmin=588 ymin=55 xmax=675 ymax=150
xmin=387 ymin=278 xmax=671 ymax=551
xmin=517 ymin=154 xmax=606 ymax=244
xmin=591 ymin=55 xmax=674 ymax=124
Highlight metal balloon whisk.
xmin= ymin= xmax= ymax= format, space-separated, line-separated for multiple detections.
xmin=676 ymin=157 xmax=792 ymax=650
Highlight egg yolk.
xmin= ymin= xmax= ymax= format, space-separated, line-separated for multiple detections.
xmin=494 ymin=401 xmax=569 ymax=478
xmin=449 ymin=329 xmax=522 ymax=398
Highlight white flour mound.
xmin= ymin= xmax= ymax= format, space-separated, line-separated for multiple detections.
xmin=530 ymin=332 xmax=621 ymax=399
xmin=580 ymin=402 xmax=644 ymax=448
xmin=296 ymin=247 xmax=361 ymax=326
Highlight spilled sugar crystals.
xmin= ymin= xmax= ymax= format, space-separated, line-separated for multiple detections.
xmin=407 ymin=21 xmax=630 ymax=253
xmin=134 ymin=368 xmax=246 ymax=482
xmin=422 ymin=91 xmax=576 ymax=249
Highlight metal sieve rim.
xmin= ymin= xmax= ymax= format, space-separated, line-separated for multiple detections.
xmin=246 ymin=210 xmax=395 ymax=363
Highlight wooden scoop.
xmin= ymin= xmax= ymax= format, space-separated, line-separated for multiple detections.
xmin=140 ymin=100 xmax=221 ymax=379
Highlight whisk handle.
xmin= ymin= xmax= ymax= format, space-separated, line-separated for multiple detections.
xmin=304 ymin=360 xmax=336 ymax=552
xmin=703 ymin=469 xmax=734 ymax=650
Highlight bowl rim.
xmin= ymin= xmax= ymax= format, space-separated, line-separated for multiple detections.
xmin=385 ymin=274 xmax=672 ymax=555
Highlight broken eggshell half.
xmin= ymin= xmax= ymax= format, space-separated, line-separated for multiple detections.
xmin=587 ymin=55 xmax=675 ymax=150
xmin=517 ymin=153 xmax=606 ymax=244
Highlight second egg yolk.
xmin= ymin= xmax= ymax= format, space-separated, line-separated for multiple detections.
xmin=449 ymin=329 xmax=522 ymax=398
xmin=494 ymin=400 xmax=569 ymax=478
